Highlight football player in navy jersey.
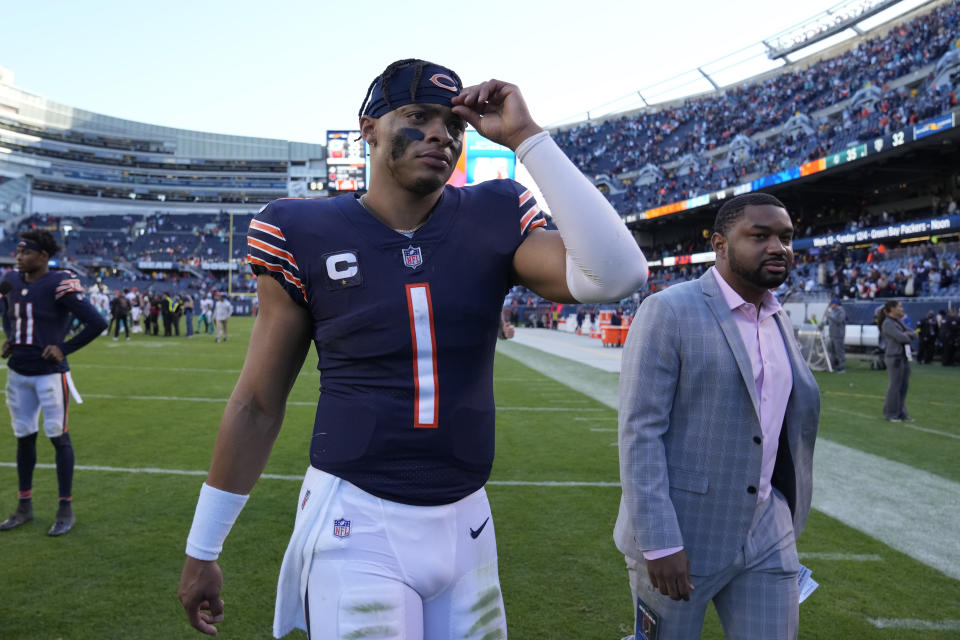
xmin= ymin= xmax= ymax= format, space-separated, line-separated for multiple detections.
xmin=0 ymin=230 xmax=107 ymax=537
xmin=179 ymin=59 xmax=648 ymax=638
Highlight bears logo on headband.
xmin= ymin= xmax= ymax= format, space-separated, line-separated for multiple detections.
xmin=359 ymin=59 xmax=463 ymax=119
xmin=429 ymin=73 xmax=459 ymax=92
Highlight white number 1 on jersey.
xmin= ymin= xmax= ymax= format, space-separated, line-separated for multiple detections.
xmin=405 ymin=283 xmax=438 ymax=428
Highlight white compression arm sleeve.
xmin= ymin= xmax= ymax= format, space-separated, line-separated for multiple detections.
xmin=516 ymin=131 xmax=647 ymax=303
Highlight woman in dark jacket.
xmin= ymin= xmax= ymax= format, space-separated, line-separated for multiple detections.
xmin=880 ymin=300 xmax=914 ymax=422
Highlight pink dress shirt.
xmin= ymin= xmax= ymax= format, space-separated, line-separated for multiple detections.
xmin=643 ymin=267 xmax=792 ymax=560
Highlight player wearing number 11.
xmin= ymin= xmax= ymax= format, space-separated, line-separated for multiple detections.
xmin=0 ymin=230 xmax=107 ymax=537
xmin=178 ymin=58 xmax=648 ymax=639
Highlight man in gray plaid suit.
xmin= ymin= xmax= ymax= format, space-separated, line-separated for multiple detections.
xmin=614 ymin=193 xmax=820 ymax=639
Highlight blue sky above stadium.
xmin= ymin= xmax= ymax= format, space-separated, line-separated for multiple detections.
xmin=0 ymin=0 xmax=930 ymax=143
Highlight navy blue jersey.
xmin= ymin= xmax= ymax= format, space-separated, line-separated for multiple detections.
xmin=248 ymin=180 xmax=548 ymax=505
xmin=1 ymin=270 xmax=107 ymax=376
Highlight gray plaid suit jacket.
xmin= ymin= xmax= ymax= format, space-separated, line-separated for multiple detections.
xmin=614 ymin=269 xmax=820 ymax=576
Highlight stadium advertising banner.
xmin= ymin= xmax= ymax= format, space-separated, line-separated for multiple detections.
xmin=326 ymin=130 xmax=366 ymax=191
xmin=630 ymin=110 xmax=955 ymax=223
xmin=648 ymin=213 xmax=960 ymax=265
xmin=647 ymin=250 xmax=717 ymax=267
xmin=138 ymin=260 xmax=175 ymax=270
xmin=446 ymin=130 xmax=515 ymax=187
xmin=914 ymin=112 xmax=955 ymax=140
xmin=793 ymin=215 xmax=960 ymax=250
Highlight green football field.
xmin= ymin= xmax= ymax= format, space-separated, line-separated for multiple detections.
xmin=0 ymin=317 xmax=957 ymax=639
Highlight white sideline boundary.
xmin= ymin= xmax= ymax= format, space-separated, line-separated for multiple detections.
xmin=496 ymin=329 xmax=960 ymax=581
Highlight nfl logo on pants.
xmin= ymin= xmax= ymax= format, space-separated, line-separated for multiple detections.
xmin=333 ymin=518 xmax=351 ymax=539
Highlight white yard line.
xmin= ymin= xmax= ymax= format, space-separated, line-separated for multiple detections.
xmin=0 ymin=393 xmax=607 ymax=413
xmin=866 ymin=618 xmax=960 ymax=631
xmin=78 ymin=393 xmax=318 ymax=407
xmin=0 ymin=364 xmax=320 ymax=378
xmin=497 ymin=406 xmax=606 ymax=412
xmin=829 ymin=406 xmax=960 ymax=441
xmin=797 ymin=552 xmax=883 ymax=561
xmin=73 ymin=364 xmax=242 ymax=374
xmin=0 ymin=462 xmax=618 ymax=487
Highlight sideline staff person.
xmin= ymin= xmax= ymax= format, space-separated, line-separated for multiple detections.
xmin=615 ymin=193 xmax=819 ymax=639
xmin=880 ymin=300 xmax=914 ymax=422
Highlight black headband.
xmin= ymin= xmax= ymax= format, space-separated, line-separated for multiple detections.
xmin=18 ymin=239 xmax=45 ymax=253
xmin=362 ymin=62 xmax=462 ymax=118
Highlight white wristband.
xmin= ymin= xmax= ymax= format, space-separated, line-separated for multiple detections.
xmin=517 ymin=132 xmax=647 ymax=303
xmin=185 ymin=482 xmax=249 ymax=561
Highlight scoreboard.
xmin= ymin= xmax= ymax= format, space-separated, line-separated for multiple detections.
xmin=326 ymin=130 xmax=366 ymax=192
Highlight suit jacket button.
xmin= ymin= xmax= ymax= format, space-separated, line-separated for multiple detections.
xmin=753 ymin=436 xmax=762 ymax=444
xmin=747 ymin=486 xmax=757 ymax=494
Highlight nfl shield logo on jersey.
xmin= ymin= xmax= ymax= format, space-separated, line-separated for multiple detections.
xmin=333 ymin=517 xmax=351 ymax=539
xmin=402 ymin=246 xmax=423 ymax=269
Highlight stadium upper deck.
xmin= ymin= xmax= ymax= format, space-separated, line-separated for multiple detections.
xmin=551 ymin=0 xmax=960 ymax=222
xmin=0 ymin=70 xmax=325 ymax=218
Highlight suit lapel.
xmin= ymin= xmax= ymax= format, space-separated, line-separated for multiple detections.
xmin=700 ymin=271 xmax=761 ymax=422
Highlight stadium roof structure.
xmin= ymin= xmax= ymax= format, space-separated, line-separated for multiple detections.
xmin=547 ymin=0 xmax=937 ymax=127
xmin=762 ymin=0 xmax=918 ymax=60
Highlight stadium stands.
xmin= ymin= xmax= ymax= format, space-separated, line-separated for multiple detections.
xmin=0 ymin=0 xmax=958 ymax=318
xmin=554 ymin=0 xmax=960 ymax=214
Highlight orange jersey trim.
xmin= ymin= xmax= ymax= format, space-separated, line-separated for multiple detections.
xmin=520 ymin=205 xmax=543 ymax=234
xmin=249 ymin=219 xmax=286 ymax=240
xmin=247 ymin=256 xmax=308 ymax=302
xmin=247 ymin=237 xmax=299 ymax=269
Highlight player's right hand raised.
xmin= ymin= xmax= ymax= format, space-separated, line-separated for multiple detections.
xmin=451 ymin=79 xmax=543 ymax=152
xmin=178 ymin=556 xmax=225 ymax=635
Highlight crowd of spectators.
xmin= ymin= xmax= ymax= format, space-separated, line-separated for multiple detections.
xmin=792 ymin=243 xmax=960 ymax=301
xmin=638 ymin=240 xmax=960 ymax=304
xmin=8 ymin=190 xmax=960 ymax=304
xmin=5 ymin=211 xmax=252 ymax=264
xmin=557 ymin=0 xmax=960 ymax=214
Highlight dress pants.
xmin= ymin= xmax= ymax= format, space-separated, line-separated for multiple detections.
xmin=626 ymin=491 xmax=799 ymax=639
xmin=828 ymin=334 xmax=845 ymax=370
xmin=882 ymin=355 xmax=910 ymax=420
